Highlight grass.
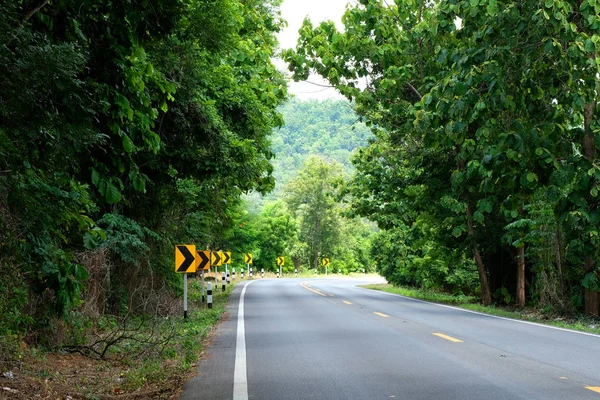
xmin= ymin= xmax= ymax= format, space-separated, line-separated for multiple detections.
xmin=362 ymin=283 xmax=600 ymax=336
xmin=4 ymin=278 xmax=236 ymax=399
xmin=117 ymin=279 xmax=234 ymax=393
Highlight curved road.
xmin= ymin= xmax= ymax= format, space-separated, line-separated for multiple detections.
xmin=181 ymin=278 xmax=600 ymax=400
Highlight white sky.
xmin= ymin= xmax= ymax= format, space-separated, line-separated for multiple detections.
xmin=276 ymin=0 xmax=355 ymax=100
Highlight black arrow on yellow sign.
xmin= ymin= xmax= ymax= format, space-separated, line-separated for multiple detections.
xmin=176 ymin=245 xmax=196 ymax=273
xmin=211 ymin=251 xmax=222 ymax=266
xmin=197 ymin=250 xmax=210 ymax=270
xmin=223 ymin=252 xmax=231 ymax=265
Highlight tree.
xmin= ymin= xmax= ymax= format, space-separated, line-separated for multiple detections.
xmin=284 ymin=156 xmax=345 ymax=270
xmin=285 ymin=0 xmax=600 ymax=313
xmin=254 ymin=201 xmax=298 ymax=272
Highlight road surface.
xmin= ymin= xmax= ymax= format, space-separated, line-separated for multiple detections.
xmin=181 ymin=278 xmax=600 ymax=400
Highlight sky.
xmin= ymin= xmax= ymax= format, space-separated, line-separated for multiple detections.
xmin=276 ymin=0 xmax=355 ymax=100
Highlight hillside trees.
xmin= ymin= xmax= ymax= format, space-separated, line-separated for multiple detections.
xmin=285 ymin=0 xmax=600 ymax=314
xmin=0 ymin=0 xmax=287 ymax=342
xmin=247 ymin=98 xmax=373 ymax=207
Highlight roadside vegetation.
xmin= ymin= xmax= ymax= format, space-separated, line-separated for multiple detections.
xmin=1 ymin=279 xmax=233 ymax=399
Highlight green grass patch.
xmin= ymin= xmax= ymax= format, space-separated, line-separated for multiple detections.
xmin=362 ymin=284 xmax=600 ymax=336
xmin=363 ymin=283 xmax=478 ymax=305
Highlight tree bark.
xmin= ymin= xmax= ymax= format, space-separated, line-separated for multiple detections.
xmin=555 ymin=227 xmax=565 ymax=295
xmin=473 ymin=247 xmax=492 ymax=305
xmin=466 ymin=204 xmax=492 ymax=305
xmin=516 ymin=245 xmax=525 ymax=308
xmin=584 ymin=256 xmax=599 ymax=317
xmin=583 ymin=103 xmax=598 ymax=316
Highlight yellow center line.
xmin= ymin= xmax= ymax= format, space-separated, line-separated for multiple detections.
xmin=432 ymin=333 xmax=463 ymax=343
xmin=374 ymin=312 xmax=389 ymax=318
xmin=328 ymin=294 xmax=335 ymax=297
xmin=586 ymin=386 xmax=600 ymax=394
xmin=343 ymin=300 xmax=352 ymax=305
xmin=300 ymin=282 xmax=327 ymax=297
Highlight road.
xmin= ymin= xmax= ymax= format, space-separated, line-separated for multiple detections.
xmin=181 ymin=278 xmax=600 ymax=400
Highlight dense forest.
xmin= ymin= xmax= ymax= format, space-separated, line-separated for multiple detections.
xmin=285 ymin=0 xmax=600 ymax=316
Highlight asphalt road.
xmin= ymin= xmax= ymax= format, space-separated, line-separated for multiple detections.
xmin=181 ymin=277 xmax=600 ymax=400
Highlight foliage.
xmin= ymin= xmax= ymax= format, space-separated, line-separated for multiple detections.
xmin=0 ymin=0 xmax=288 ymax=350
xmin=254 ymin=201 xmax=298 ymax=271
xmin=285 ymin=0 xmax=600 ymax=314
xmin=284 ymin=156 xmax=346 ymax=270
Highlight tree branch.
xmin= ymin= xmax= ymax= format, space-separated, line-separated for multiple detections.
xmin=23 ymin=0 xmax=50 ymax=23
xmin=406 ymin=83 xmax=422 ymax=100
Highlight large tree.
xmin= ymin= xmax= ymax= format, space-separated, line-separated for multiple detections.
xmin=285 ymin=0 xmax=600 ymax=314
xmin=284 ymin=156 xmax=345 ymax=271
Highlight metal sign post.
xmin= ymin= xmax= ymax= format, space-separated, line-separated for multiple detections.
xmin=201 ymin=270 xmax=205 ymax=303
xmin=183 ymin=274 xmax=188 ymax=319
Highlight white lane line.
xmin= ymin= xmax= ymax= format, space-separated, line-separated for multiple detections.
xmin=356 ymin=286 xmax=600 ymax=339
xmin=234 ymin=281 xmax=254 ymax=400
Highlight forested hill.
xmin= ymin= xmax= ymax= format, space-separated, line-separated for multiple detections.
xmin=264 ymin=98 xmax=372 ymax=201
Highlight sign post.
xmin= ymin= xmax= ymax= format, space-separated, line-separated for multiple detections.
xmin=175 ymin=245 xmax=197 ymax=319
xmin=183 ymin=274 xmax=188 ymax=318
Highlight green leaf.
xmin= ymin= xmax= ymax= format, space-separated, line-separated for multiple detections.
xmin=106 ymin=183 xmax=122 ymax=204
xmin=437 ymin=49 xmax=448 ymax=64
xmin=92 ymin=169 xmax=101 ymax=186
xmin=487 ymin=0 xmax=498 ymax=16
xmin=122 ymin=135 xmax=135 ymax=153
xmin=452 ymin=226 xmax=463 ymax=238
xmin=582 ymin=272 xmax=598 ymax=289
xmin=526 ymin=172 xmax=537 ymax=182
xmin=133 ymin=175 xmax=146 ymax=192
xmin=73 ymin=265 xmax=89 ymax=281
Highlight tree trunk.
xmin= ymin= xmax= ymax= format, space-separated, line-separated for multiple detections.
xmin=516 ymin=245 xmax=525 ymax=308
xmin=466 ymin=204 xmax=492 ymax=305
xmin=473 ymin=247 xmax=492 ymax=306
xmin=555 ymin=227 xmax=565 ymax=295
xmin=582 ymin=103 xmax=598 ymax=316
xmin=313 ymin=251 xmax=319 ymax=271
xmin=584 ymin=256 xmax=599 ymax=317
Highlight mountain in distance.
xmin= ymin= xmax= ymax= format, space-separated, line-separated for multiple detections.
xmin=246 ymin=98 xmax=373 ymax=210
